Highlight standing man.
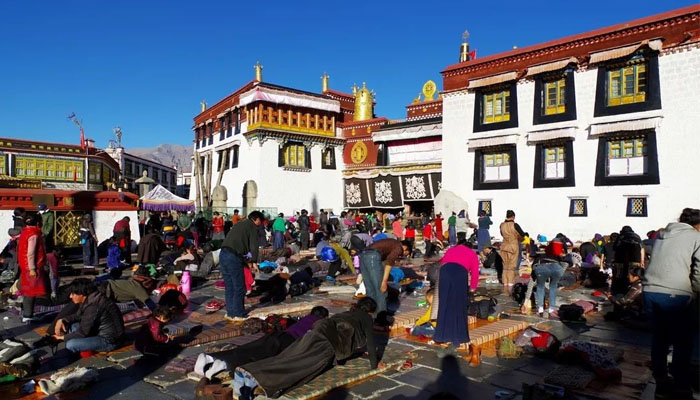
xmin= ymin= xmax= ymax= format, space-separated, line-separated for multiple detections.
xmin=272 ymin=213 xmax=286 ymax=250
xmin=298 ymin=210 xmax=310 ymax=251
xmin=18 ymin=214 xmax=48 ymax=323
xmin=434 ymin=213 xmax=444 ymax=244
xmin=319 ymin=209 xmax=329 ymax=234
xmin=113 ymin=216 xmax=132 ymax=264
xmin=231 ymin=209 xmax=242 ymax=226
xmin=220 ymin=211 xmax=263 ymax=321
xmin=423 ymin=219 xmax=435 ymax=259
xmin=177 ymin=211 xmax=192 ymax=233
xmin=38 ymin=204 xmax=54 ymax=251
xmin=447 ymin=212 xmax=457 ymax=246
xmin=499 ymin=210 xmax=525 ymax=291
xmin=359 ymin=239 xmax=410 ymax=316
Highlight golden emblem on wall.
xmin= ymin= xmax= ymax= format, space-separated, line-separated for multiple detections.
xmin=422 ymin=80 xmax=437 ymax=101
xmin=351 ymin=141 xmax=368 ymax=164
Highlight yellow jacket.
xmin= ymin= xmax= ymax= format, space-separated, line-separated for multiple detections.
xmin=329 ymin=243 xmax=355 ymax=274
xmin=415 ymin=305 xmax=436 ymax=327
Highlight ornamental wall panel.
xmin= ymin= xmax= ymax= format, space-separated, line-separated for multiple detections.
xmin=368 ymin=175 xmax=403 ymax=208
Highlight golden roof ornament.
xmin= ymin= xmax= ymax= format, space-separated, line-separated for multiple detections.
xmin=353 ymin=82 xmax=374 ymax=122
xmin=413 ymin=93 xmax=421 ymax=104
xmin=422 ymin=80 xmax=437 ymax=101
xmin=321 ymin=73 xmax=329 ymax=92
xmin=254 ymin=61 xmax=263 ymax=82
xmin=200 ymin=100 xmax=207 ymax=112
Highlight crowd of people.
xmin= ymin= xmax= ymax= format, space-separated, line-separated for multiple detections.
xmin=1 ymin=203 xmax=698 ymax=399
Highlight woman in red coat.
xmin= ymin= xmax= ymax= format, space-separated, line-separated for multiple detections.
xmin=18 ymin=214 xmax=48 ymax=322
xmin=211 ymin=212 xmax=225 ymax=242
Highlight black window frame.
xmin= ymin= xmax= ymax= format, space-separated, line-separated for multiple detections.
xmin=278 ymin=141 xmax=311 ymax=169
xmin=478 ymin=200 xmax=492 ymax=216
xmin=473 ymin=145 xmax=519 ymax=190
xmin=593 ymin=51 xmax=661 ymax=117
xmin=376 ymin=143 xmax=388 ymax=166
xmin=533 ymin=68 xmax=577 ymax=125
xmin=234 ymin=108 xmax=241 ymax=135
xmin=533 ymin=140 xmax=576 ymax=188
xmin=473 ymin=83 xmax=519 ymax=133
xmin=219 ymin=118 xmax=225 ymax=141
xmin=226 ymin=113 xmax=232 ymax=137
xmin=626 ymin=197 xmax=648 ymax=217
xmin=569 ymin=198 xmax=588 ymax=217
xmin=594 ymin=130 xmax=659 ymax=186
xmin=321 ymin=147 xmax=336 ymax=170
xmin=231 ymin=145 xmax=239 ymax=168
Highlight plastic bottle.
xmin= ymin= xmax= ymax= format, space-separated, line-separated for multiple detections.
xmin=180 ymin=271 xmax=191 ymax=297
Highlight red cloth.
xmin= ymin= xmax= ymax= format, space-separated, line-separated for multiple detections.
xmin=531 ymin=331 xmax=552 ymax=349
xmin=435 ymin=217 xmax=444 ymax=241
xmin=113 ymin=219 xmax=130 ymax=234
xmin=440 ymin=245 xmax=480 ymax=290
xmin=244 ymin=267 xmax=254 ymax=291
xmin=212 ymin=216 xmax=224 ymax=233
xmin=422 ymin=225 xmax=433 ymax=240
xmin=405 ymin=227 xmax=416 ymax=238
xmin=18 ymin=226 xmax=48 ymax=297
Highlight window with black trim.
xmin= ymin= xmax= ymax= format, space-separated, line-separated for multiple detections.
xmin=219 ymin=118 xmax=225 ymax=141
xmin=234 ymin=109 xmax=241 ymax=134
xmin=226 ymin=114 xmax=232 ymax=137
xmin=594 ymin=51 xmax=661 ymax=117
xmin=569 ymin=199 xmax=587 ymax=217
xmin=473 ymin=84 xmax=518 ymax=133
xmin=231 ymin=145 xmax=239 ymax=168
xmin=595 ymin=131 xmax=659 ymax=186
xmin=376 ymin=143 xmax=388 ymax=166
xmin=626 ymin=197 xmax=647 ymax=217
xmin=279 ymin=142 xmax=311 ymax=169
xmin=544 ymin=78 xmax=566 ymax=115
xmin=321 ymin=147 xmax=336 ymax=169
xmin=207 ymin=135 xmax=213 ymax=146
xmin=533 ymin=69 xmax=576 ymax=125
xmin=473 ymin=146 xmax=518 ymax=190
xmin=217 ymin=150 xmax=224 ymax=171
xmin=533 ymin=141 xmax=575 ymax=188
xmin=478 ymin=200 xmax=492 ymax=216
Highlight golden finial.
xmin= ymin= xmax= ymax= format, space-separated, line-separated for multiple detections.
xmin=200 ymin=100 xmax=207 ymax=112
xmin=351 ymin=83 xmax=358 ymax=95
xmin=321 ymin=73 xmax=329 ymax=92
xmin=422 ymin=80 xmax=437 ymax=101
xmin=413 ymin=93 xmax=421 ymax=103
xmin=353 ymin=82 xmax=374 ymax=122
xmin=254 ymin=61 xmax=263 ymax=82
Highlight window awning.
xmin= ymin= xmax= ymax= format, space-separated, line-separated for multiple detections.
xmin=589 ymin=116 xmax=662 ymax=136
xmin=527 ymin=127 xmax=577 ymax=143
xmin=525 ymin=57 xmax=578 ymax=77
xmin=215 ymin=139 xmax=242 ymax=151
xmin=372 ymin=123 xmax=442 ymax=142
xmin=468 ymin=134 xmax=519 ymax=150
xmin=589 ymin=39 xmax=663 ymax=64
xmin=467 ymin=72 xmax=518 ymax=90
xmin=205 ymin=119 xmax=213 ymax=124
xmin=239 ymin=86 xmax=341 ymax=113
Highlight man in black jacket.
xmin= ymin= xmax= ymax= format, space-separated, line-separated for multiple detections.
xmin=297 ymin=209 xmax=310 ymax=251
xmin=220 ymin=211 xmax=263 ymax=321
xmin=53 ymin=279 xmax=124 ymax=354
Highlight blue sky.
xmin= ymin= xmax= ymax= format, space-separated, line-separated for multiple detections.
xmin=0 ymin=1 xmax=693 ymax=149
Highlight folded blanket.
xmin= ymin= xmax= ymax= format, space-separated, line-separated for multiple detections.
xmin=122 ymin=309 xmax=152 ymax=323
xmin=38 ymin=366 xmax=99 ymax=395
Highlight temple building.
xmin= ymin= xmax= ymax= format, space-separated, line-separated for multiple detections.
xmin=189 ymin=66 xmax=347 ymax=215
xmin=104 ymin=144 xmax=177 ymax=194
xmin=440 ymin=5 xmax=700 ymax=239
xmin=342 ymin=81 xmax=443 ymax=214
xmin=0 ymin=137 xmax=120 ymax=191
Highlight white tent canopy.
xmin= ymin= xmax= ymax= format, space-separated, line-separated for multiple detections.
xmin=140 ymin=184 xmax=195 ymax=212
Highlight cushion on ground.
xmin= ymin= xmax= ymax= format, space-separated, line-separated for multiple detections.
xmin=391 ymin=309 xmax=476 ymax=333
xmin=184 ymin=325 xmax=243 ymax=347
xmin=468 ymin=320 xmax=530 ymax=346
xmin=247 ymin=301 xmax=326 ymax=319
xmin=278 ymin=348 xmax=413 ymax=400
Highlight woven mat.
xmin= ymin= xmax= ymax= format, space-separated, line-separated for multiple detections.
xmin=545 ymin=365 xmax=596 ymax=389
xmin=391 ymin=309 xmax=476 ymax=335
xmin=122 ymin=308 xmax=152 ymax=323
xmin=278 ymin=347 xmax=413 ymax=400
xmin=183 ymin=324 xmax=258 ymax=347
xmin=33 ymin=304 xmax=67 ymax=315
xmin=468 ymin=319 xmax=529 ymax=346
xmin=317 ymin=286 xmax=356 ymax=294
xmin=164 ymin=355 xmax=198 ymax=374
xmin=575 ymin=346 xmax=652 ymax=400
xmin=248 ymin=301 xmax=325 ymax=319
xmin=163 ymin=321 xmax=203 ymax=337
xmin=335 ymin=275 xmax=357 ymax=283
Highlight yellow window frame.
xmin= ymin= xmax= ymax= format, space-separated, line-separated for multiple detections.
xmin=544 ymin=78 xmax=566 ymax=115
xmin=608 ymin=138 xmax=647 ymax=159
xmin=284 ymin=144 xmax=306 ymax=167
xmin=608 ymin=62 xmax=646 ymax=106
xmin=483 ymin=90 xmax=510 ymax=124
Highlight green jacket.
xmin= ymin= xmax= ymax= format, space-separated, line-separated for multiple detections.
xmin=222 ymin=219 xmax=259 ymax=260
xmin=177 ymin=214 xmax=192 ymax=231
xmin=41 ymin=212 xmax=54 ymax=236
xmin=447 ymin=215 xmax=456 ymax=227
xmin=272 ymin=218 xmax=286 ymax=232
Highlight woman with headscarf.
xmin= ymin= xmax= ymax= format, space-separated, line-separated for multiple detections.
xmin=611 ymin=226 xmax=644 ymax=295
xmin=432 ymin=245 xmax=479 ymax=352
xmin=79 ymin=213 xmax=99 ymax=268
xmin=476 ymin=211 xmax=492 ymax=255
xmin=499 ymin=210 xmax=525 ymax=291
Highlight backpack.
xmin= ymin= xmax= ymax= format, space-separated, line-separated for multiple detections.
xmin=469 ymin=297 xmax=498 ymax=319
xmin=558 ymin=304 xmax=585 ymax=322
xmin=545 ymin=241 xmax=564 ymax=258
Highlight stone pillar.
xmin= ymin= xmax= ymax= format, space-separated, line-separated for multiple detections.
xmin=212 ymin=185 xmax=228 ymax=214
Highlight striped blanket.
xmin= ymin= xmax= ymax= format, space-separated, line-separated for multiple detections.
xmin=33 ymin=304 xmax=67 ymax=315
xmin=122 ymin=309 xmax=152 ymax=323
xmin=163 ymin=322 xmax=203 ymax=337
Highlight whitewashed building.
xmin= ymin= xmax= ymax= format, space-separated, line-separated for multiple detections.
xmin=440 ymin=5 xmax=700 ymax=240
xmin=189 ymin=68 xmax=346 ymax=215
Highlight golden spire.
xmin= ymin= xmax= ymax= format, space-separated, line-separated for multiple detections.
xmin=459 ymin=30 xmax=470 ymax=62
xmin=351 ymin=83 xmax=358 ymax=95
xmin=254 ymin=61 xmax=263 ymax=82
xmin=321 ymin=72 xmax=329 ymax=92
xmin=353 ymin=82 xmax=374 ymax=122
xmin=200 ymin=100 xmax=207 ymax=112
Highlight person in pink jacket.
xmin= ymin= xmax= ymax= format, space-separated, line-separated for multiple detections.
xmin=392 ymin=217 xmax=404 ymax=240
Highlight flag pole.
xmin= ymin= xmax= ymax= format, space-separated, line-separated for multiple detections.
xmin=67 ymin=112 xmax=89 ymax=190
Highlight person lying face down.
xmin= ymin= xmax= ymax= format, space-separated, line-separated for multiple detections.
xmin=194 ymin=306 xmax=330 ymax=379
xmin=234 ymin=297 xmax=386 ymax=399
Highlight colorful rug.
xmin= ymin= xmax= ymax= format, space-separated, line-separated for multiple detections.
xmin=279 ymin=347 xmax=414 ymax=400
xmin=468 ymin=319 xmax=529 ymax=346
xmin=247 ymin=301 xmax=325 ymax=319
xmin=391 ymin=309 xmax=476 ymax=335
xmin=33 ymin=304 xmax=67 ymax=315
xmin=122 ymin=308 xmax=152 ymax=323
xmin=164 ymin=355 xmax=198 ymax=374
xmin=163 ymin=322 xmax=203 ymax=337
xmin=184 ymin=325 xmax=244 ymax=347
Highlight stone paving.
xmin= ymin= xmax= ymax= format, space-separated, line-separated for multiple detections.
xmin=0 ymin=258 xmax=690 ymax=400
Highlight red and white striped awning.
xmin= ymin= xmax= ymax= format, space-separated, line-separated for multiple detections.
xmin=589 ymin=39 xmax=663 ymax=64
xmin=525 ymin=57 xmax=578 ymax=77
xmin=467 ymin=72 xmax=518 ymax=90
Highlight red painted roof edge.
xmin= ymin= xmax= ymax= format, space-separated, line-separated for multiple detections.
xmin=324 ymin=89 xmax=355 ymax=99
xmin=406 ymin=98 xmax=443 ymax=108
xmin=193 ymin=80 xmax=257 ymax=122
xmin=338 ymin=117 xmax=390 ymax=128
xmin=442 ymin=5 xmax=700 ymax=74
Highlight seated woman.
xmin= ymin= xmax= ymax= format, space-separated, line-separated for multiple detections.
xmin=52 ymin=278 xmax=124 ymax=356
xmin=234 ymin=298 xmax=384 ymax=399
xmin=605 ymin=267 xmax=644 ymax=320
xmin=194 ymin=306 xmax=329 ymax=379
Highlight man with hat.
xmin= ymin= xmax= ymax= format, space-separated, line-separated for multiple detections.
xmin=298 ymin=209 xmax=310 ymax=251
xmin=38 ymin=204 xmax=54 ymax=251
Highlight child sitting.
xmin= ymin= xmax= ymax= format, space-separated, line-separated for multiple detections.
xmin=411 ymin=289 xmax=435 ymax=337
xmin=135 ymin=306 xmax=175 ymax=355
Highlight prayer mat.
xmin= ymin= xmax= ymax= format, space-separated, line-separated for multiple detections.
xmin=317 ymin=286 xmax=356 ymax=294
xmin=468 ymin=319 xmax=529 ymax=346
xmin=545 ymin=365 xmax=596 ymax=389
xmin=164 ymin=355 xmax=198 ymax=374
xmin=122 ymin=308 xmax=152 ymax=323
xmin=278 ymin=347 xmax=413 ymax=400
xmin=391 ymin=309 xmax=476 ymax=333
xmin=163 ymin=322 xmax=203 ymax=337
xmin=33 ymin=304 xmax=67 ymax=315
xmin=245 ymin=294 xmax=263 ymax=305
xmin=184 ymin=325 xmax=244 ymax=347
xmin=116 ymin=301 xmax=139 ymax=314
xmin=335 ymin=275 xmax=357 ymax=283
xmin=187 ymin=311 xmax=227 ymax=327
xmin=247 ymin=301 xmax=325 ymax=319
